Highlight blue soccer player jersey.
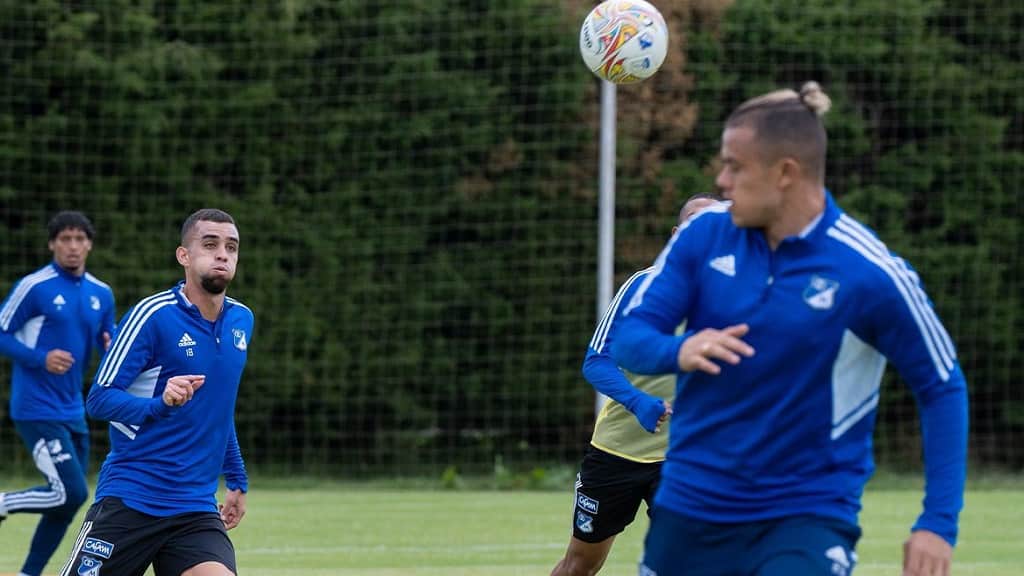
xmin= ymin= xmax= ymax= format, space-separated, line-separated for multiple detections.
xmin=0 ymin=262 xmax=116 ymax=421
xmin=86 ymin=282 xmax=252 ymax=516
xmin=612 ymin=193 xmax=968 ymax=545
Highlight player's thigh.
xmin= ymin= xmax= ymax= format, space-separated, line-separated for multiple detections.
xmin=573 ymin=446 xmax=658 ymax=543
xmin=59 ymin=497 xmax=162 ymax=576
xmin=181 ymin=561 xmax=236 ymax=576
xmin=13 ymin=420 xmax=88 ymax=498
xmin=639 ymin=507 xmax=749 ymax=576
xmin=153 ymin=512 xmax=236 ymax=576
xmin=753 ymin=516 xmax=861 ymax=576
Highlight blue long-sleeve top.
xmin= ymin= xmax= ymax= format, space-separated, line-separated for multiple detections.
xmin=584 ymin=267 xmax=669 ymax=433
xmin=612 ymin=194 xmax=968 ymax=546
xmin=87 ymin=283 xmax=252 ymax=516
xmin=0 ymin=262 xmax=115 ymax=421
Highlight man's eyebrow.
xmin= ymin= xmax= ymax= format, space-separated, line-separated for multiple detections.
xmin=200 ymin=233 xmax=240 ymax=243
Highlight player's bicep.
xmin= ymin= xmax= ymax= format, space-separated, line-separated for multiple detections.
xmin=624 ymin=232 xmax=695 ymax=330
xmin=0 ymin=281 xmax=39 ymax=334
xmin=866 ymin=274 xmax=958 ymax=396
xmin=94 ymin=313 xmax=156 ymax=390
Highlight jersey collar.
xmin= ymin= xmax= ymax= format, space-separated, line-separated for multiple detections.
xmin=49 ymin=260 xmax=85 ymax=281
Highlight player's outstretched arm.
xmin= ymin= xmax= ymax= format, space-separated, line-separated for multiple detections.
xmin=582 ymin=350 xmax=669 ymax=433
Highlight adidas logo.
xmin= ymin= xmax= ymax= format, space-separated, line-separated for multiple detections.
xmin=709 ymin=255 xmax=736 ymax=277
xmin=825 ymin=546 xmax=853 ymax=574
xmin=177 ymin=332 xmax=197 ymax=348
xmin=53 ymin=294 xmax=66 ymax=306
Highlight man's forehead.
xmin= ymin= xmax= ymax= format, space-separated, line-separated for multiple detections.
xmin=193 ymin=220 xmax=239 ymax=240
xmin=54 ymin=228 xmax=89 ymax=237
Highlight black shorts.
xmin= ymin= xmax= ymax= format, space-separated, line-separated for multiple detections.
xmin=571 ymin=445 xmax=663 ymax=543
xmin=59 ymin=497 xmax=236 ymax=576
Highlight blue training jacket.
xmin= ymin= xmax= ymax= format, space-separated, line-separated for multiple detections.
xmin=0 ymin=262 xmax=115 ymax=421
xmin=612 ymin=193 xmax=968 ymax=546
xmin=87 ymin=282 xmax=252 ymax=516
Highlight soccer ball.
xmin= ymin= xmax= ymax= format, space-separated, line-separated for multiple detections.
xmin=579 ymin=0 xmax=669 ymax=84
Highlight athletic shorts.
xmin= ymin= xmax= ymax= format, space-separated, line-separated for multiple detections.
xmin=59 ymin=497 xmax=237 ymax=576
xmin=639 ymin=506 xmax=862 ymax=576
xmin=571 ymin=445 xmax=662 ymax=543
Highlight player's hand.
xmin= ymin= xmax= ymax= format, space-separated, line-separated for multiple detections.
xmin=654 ymin=400 xmax=673 ymax=433
xmin=162 ymin=375 xmax=205 ymax=407
xmin=677 ymin=324 xmax=754 ymax=374
xmin=45 ymin=349 xmax=75 ymax=375
xmin=220 ymin=489 xmax=247 ymax=530
xmin=101 ymin=331 xmax=111 ymax=351
xmin=903 ymin=530 xmax=952 ymax=576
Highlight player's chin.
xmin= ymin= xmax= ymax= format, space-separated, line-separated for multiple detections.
xmin=200 ymin=274 xmax=231 ymax=295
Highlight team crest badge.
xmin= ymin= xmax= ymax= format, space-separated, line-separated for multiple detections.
xmin=232 ymin=328 xmax=248 ymax=351
xmin=803 ymin=275 xmax=840 ymax=310
xmin=78 ymin=555 xmax=103 ymax=576
xmin=575 ymin=511 xmax=594 ymax=534
xmin=91 ymin=295 xmax=101 ymax=310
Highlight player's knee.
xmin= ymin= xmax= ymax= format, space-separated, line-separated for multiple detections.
xmin=51 ymin=479 xmax=89 ymax=519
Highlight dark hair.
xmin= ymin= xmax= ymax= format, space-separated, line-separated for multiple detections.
xmin=678 ymin=193 xmax=720 ymax=224
xmin=48 ymin=211 xmax=95 ymax=240
xmin=725 ymin=81 xmax=832 ymax=181
xmin=180 ymin=208 xmax=236 ymax=245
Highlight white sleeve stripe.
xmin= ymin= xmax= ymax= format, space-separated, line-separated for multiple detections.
xmin=0 ymin=268 xmax=57 ymax=330
xmin=96 ymin=299 xmax=174 ymax=386
xmin=619 ymin=204 xmax=727 ymax=317
xmin=95 ymin=292 xmax=175 ymax=385
xmin=84 ymin=272 xmax=111 ymax=290
xmin=837 ymin=216 xmax=957 ymax=361
xmin=832 ymin=221 xmax=955 ymax=373
xmin=95 ymin=291 xmax=173 ymax=383
xmin=225 ymin=296 xmax=252 ymax=314
xmin=827 ymin=226 xmax=951 ymax=381
xmin=589 ymin=268 xmax=652 ymax=352
xmin=835 ymin=217 xmax=957 ymax=365
xmin=111 ymin=421 xmax=138 ymax=439
xmin=623 ymin=235 xmax=678 ymax=317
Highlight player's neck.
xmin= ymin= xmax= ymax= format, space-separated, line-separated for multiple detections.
xmin=764 ymin=184 xmax=825 ymax=250
xmin=182 ymin=280 xmax=225 ymax=322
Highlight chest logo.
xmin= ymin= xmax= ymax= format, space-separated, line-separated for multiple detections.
xmin=90 ymin=295 xmax=101 ymax=310
xmin=178 ymin=332 xmax=197 ymax=357
xmin=53 ymin=294 xmax=66 ymax=309
xmin=803 ymin=275 xmax=840 ymax=310
xmin=709 ymin=254 xmax=736 ymax=277
xmin=232 ymin=328 xmax=248 ymax=351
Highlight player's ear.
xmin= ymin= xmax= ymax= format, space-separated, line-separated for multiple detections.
xmin=175 ymin=245 xmax=189 ymax=267
xmin=777 ymin=157 xmax=801 ymax=190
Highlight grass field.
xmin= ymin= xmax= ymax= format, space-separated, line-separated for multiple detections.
xmin=2 ymin=482 xmax=1022 ymax=575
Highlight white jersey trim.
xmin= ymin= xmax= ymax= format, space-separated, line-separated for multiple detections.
xmin=589 ymin=268 xmax=653 ymax=353
xmin=0 ymin=267 xmax=57 ymax=330
xmin=624 ymin=203 xmax=729 ymax=316
xmin=828 ymin=218 xmax=955 ymax=381
xmin=831 ymin=330 xmax=887 ymax=439
xmin=96 ymin=291 xmax=176 ymax=386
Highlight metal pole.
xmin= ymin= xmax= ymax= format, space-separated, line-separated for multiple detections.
xmin=595 ymin=79 xmax=616 ymax=416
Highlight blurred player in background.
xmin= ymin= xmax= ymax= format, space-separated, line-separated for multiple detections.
xmin=614 ymin=82 xmax=967 ymax=576
xmin=59 ymin=208 xmax=252 ymax=576
xmin=550 ymin=193 xmax=720 ymax=576
xmin=0 ymin=211 xmax=115 ymax=576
